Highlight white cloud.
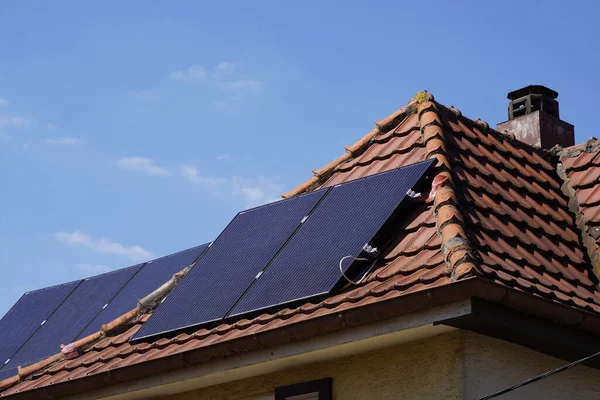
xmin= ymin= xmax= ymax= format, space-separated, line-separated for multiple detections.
xmin=214 ymin=61 xmax=236 ymax=77
xmin=216 ymin=154 xmax=231 ymax=161
xmin=232 ymin=176 xmax=283 ymax=208
xmin=0 ymin=132 xmax=12 ymax=141
xmin=180 ymin=164 xmax=226 ymax=186
xmin=0 ymin=97 xmax=7 ymax=107
xmin=169 ymin=65 xmax=207 ymax=83
xmin=43 ymin=137 xmax=81 ymax=145
xmin=117 ymin=157 xmax=170 ymax=177
xmin=180 ymin=165 xmax=282 ymax=207
xmin=0 ymin=115 xmax=31 ymax=128
xmin=77 ymin=264 xmax=112 ymax=274
xmin=54 ymin=231 xmax=152 ymax=261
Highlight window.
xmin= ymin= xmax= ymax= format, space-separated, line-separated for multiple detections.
xmin=275 ymin=378 xmax=332 ymax=400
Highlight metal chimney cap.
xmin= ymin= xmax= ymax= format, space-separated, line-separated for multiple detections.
xmin=507 ymin=85 xmax=558 ymax=100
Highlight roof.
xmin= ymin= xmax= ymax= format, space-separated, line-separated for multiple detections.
xmin=559 ymin=138 xmax=600 ymax=278
xmin=2 ymin=91 xmax=600 ymax=398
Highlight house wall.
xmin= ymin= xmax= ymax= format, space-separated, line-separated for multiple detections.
xmin=462 ymin=331 xmax=600 ymax=400
xmin=165 ymin=331 xmax=463 ymax=400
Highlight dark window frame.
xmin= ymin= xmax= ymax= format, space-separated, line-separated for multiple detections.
xmin=275 ymin=378 xmax=332 ymax=400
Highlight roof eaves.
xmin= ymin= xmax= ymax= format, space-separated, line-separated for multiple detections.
xmin=6 ymin=278 xmax=600 ymax=400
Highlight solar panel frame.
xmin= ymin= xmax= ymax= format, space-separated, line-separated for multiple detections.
xmin=132 ymin=189 xmax=328 ymax=342
xmin=228 ymin=160 xmax=434 ymax=319
xmin=5 ymin=264 xmax=141 ymax=369
xmin=76 ymin=244 xmax=209 ymax=339
xmin=0 ymin=280 xmax=80 ymax=371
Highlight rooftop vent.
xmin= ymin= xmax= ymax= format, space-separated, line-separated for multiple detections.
xmin=497 ymin=85 xmax=574 ymax=149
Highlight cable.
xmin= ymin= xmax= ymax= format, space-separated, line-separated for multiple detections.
xmin=338 ymin=255 xmax=372 ymax=285
xmin=478 ymin=349 xmax=600 ymax=400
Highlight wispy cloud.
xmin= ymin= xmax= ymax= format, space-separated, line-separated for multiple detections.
xmin=214 ymin=61 xmax=236 ymax=77
xmin=0 ymin=97 xmax=7 ymax=107
xmin=216 ymin=154 xmax=231 ymax=161
xmin=117 ymin=157 xmax=170 ymax=177
xmin=77 ymin=264 xmax=112 ymax=274
xmin=169 ymin=65 xmax=207 ymax=83
xmin=54 ymin=231 xmax=152 ymax=261
xmin=43 ymin=137 xmax=81 ymax=145
xmin=181 ymin=165 xmax=283 ymax=207
xmin=0 ymin=115 xmax=31 ymax=128
xmin=232 ymin=176 xmax=283 ymax=207
xmin=0 ymin=132 xmax=12 ymax=141
xmin=180 ymin=165 xmax=226 ymax=186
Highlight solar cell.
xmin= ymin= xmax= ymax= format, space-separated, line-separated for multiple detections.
xmin=132 ymin=190 xmax=327 ymax=341
xmin=0 ymin=281 xmax=79 ymax=371
xmin=6 ymin=264 xmax=141 ymax=368
xmin=229 ymin=160 xmax=433 ymax=318
xmin=77 ymin=244 xmax=208 ymax=339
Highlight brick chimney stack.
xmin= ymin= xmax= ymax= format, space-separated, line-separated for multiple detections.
xmin=496 ymin=85 xmax=574 ymax=149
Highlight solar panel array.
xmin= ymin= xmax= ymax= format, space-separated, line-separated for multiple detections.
xmin=0 ymin=244 xmax=207 ymax=373
xmin=133 ymin=190 xmax=327 ymax=339
xmin=0 ymin=281 xmax=79 ymax=369
xmin=230 ymin=163 xmax=429 ymax=317
xmin=0 ymin=159 xmax=433 ymax=367
xmin=77 ymin=244 xmax=208 ymax=339
xmin=133 ymin=160 xmax=434 ymax=341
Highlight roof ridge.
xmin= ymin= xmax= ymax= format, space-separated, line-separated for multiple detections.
xmin=417 ymin=101 xmax=481 ymax=280
xmin=558 ymin=137 xmax=600 ymax=159
xmin=282 ymin=90 xmax=433 ymax=199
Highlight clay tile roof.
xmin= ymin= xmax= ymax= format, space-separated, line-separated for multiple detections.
xmin=559 ymin=137 xmax=600 ymax=279
xmin=2 ymin=90 xmax=600 ymax=398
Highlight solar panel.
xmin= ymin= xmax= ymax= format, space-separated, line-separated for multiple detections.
xmin=0 ymin=281 xmax=80 ymax=370
xmin=0 ymin=367 xmax=18 ymax=381
xmin=76 ymin=244 xmax=209 ymax=339
xmin=132 ymin=190 xmax=327 ymax=341
xmin=229 ymin=160 xmax=433 ymax=318
xmin=6 ymin=264 xmax=141 ymax=368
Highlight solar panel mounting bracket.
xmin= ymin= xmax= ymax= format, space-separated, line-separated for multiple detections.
xmin=362 ymin=244 xmax=379 ymax=258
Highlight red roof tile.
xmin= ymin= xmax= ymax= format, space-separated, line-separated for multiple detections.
xmin=2 ymin=91 xmax=600 ymax=398
xmin=559 ymin=137 xmax=600 ymax=283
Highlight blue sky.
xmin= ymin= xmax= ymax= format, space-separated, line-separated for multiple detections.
xmin=0 ymin=1 xmax=598 ymax=317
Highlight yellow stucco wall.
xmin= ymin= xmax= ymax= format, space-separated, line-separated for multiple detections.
xmin=462 ymin=331 xmax=600 ymax=400
xmin=165 ymin=331 xmax=463 ymax=400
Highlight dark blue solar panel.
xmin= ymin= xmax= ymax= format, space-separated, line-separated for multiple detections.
xmin=0 ymin=367 xmax=18 ymax=381
xmin=132 ymin=190 xmax=327 ymax=341
xmin=229 ymin=160 xmax=434 ymax=318
xmin=0 ymin=281 xmax=79 ymax=370
xmin=77 ymin=244 xmax=208 ymax=339
xmin=6 ymin=265 xmax=141 ymax=368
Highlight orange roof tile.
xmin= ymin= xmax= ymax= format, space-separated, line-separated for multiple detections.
xmin=2 ymin=91 xmax=600 ymax=398
xmin=559 ymin=137 xmax=600 ymax=279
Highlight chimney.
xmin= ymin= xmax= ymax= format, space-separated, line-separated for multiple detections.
xmin=496 ymin=85 xmax=574 ymax=149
